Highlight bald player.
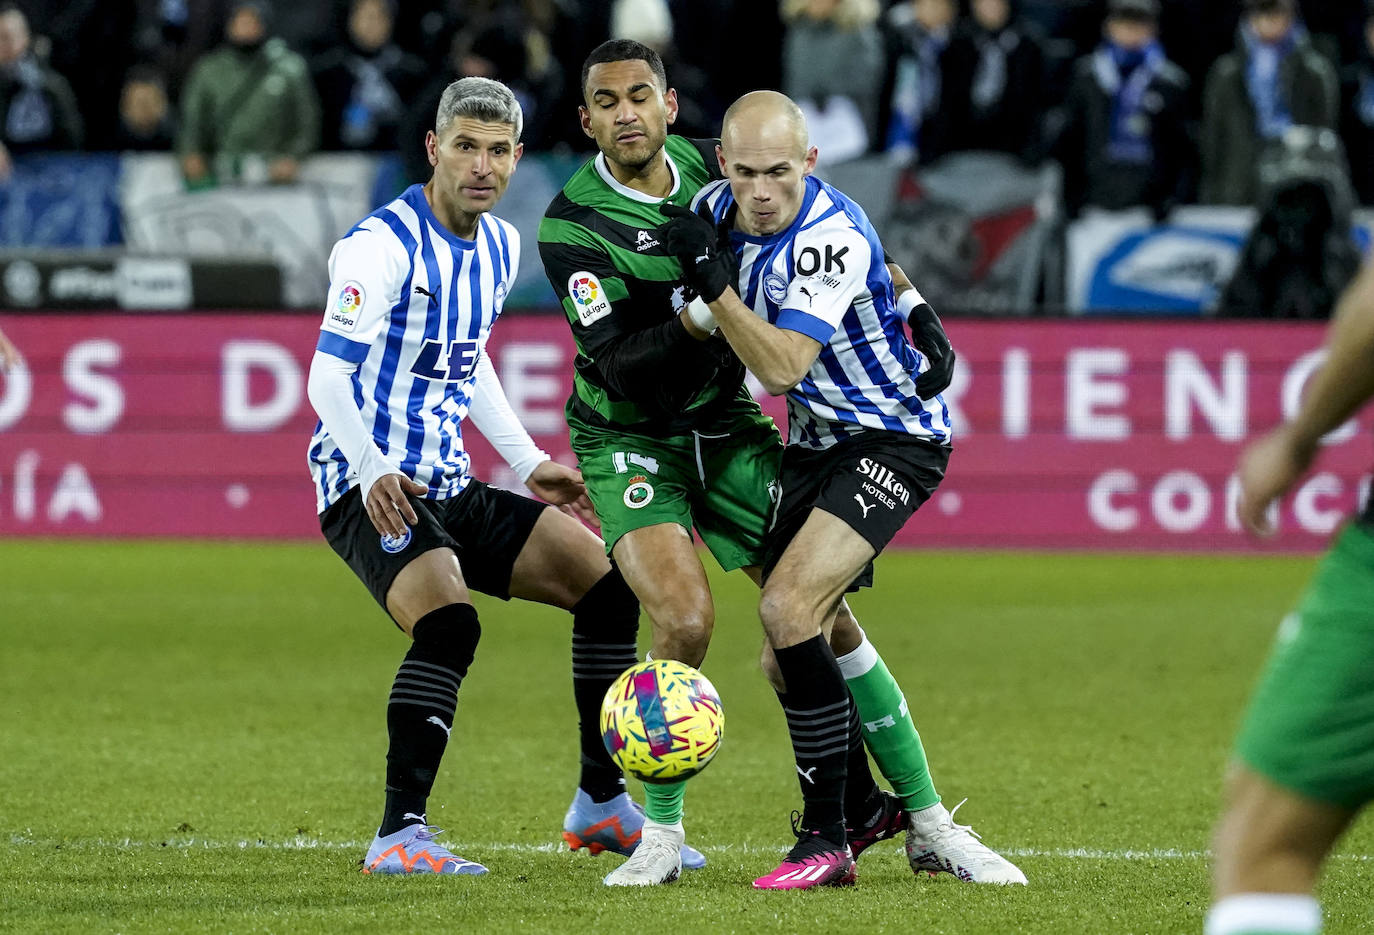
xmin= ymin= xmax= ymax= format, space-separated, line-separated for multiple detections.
xmin=657 ymin=90 xmax=1025 ymax=889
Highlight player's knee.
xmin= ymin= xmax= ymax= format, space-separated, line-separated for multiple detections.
xmin=410 ymin=603 xmax=482 ymax=676
xmin=758 ymin=586 xmax=812 ymax=643
xmin=759 ymin=645 xmax=786 ymax=692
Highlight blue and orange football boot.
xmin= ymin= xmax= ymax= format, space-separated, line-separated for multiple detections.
xmin=362 ymin=823 xmax=487 ymax=875
xmin=561 ymin=789 xmax=706 ymax=869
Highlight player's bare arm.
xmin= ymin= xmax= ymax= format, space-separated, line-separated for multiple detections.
xmin=1237 ymin=261 xmax=1374 ymax=535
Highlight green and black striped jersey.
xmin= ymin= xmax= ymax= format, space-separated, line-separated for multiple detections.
xmin=538 ymin=135 xmax=747 ymax=434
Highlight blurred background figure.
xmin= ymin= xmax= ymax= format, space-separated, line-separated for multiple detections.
xmin=312 ymin=0 xmax=424 ymax=152
xmin=401 ymin=10 xmax=561 ymax=184
xmin=781 ymin=0 xmax=885 ymax=162
xmin=881 ymin=0 xmax=956 ymax=164
xmin=0 ymin=2 xmax=82 ymax=179
xmin=936 ymin=0 xmax=1047 ymax=164
xmin=609 ymin=0 xmax=719 ymax=138
xmin=1201 ymin=0 xmax=1338 ymax=205
xmin=113 ymin=66 xmax=175 ymax=151
xmin=1217 ymin=125 xmax=1360 ymax=318
xmin=177 ymin=0 xmax=321 ymax=187
xmin=0 ymin=322 xmax=20 ymax=372
xmin=1340 ymin=2 xmax=1374 ymax=206
xmin=1053 ymin=0 xmax=1192 ymax=219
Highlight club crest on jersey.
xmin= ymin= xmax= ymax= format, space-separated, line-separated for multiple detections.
xmin=569 ymin=271 xmax=612 ymax=326
xmin=764 ymin=273 xmax=788 ymax=305
xmin=380 ymin=527 xmax=413 ymax=554
xmin=623 ymin=474 xmax=654 ymax=509
xmin=493 ymin=281 xmax=508 ymax=310
xmin=331 ymin=281 xmax=365 ymax=331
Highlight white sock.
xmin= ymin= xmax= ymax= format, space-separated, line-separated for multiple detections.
xmin=910 ymin=801 xmax=949 ymax=833
xmin=1205 ymin=894 xmax=1321 ymax=935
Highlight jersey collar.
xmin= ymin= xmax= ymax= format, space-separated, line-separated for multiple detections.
xmin=593 ymin=149 xmax=681 ymax=204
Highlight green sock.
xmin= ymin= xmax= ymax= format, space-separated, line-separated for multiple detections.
xmin=643 ymin=780 xmax=686 ymax=825
xmin=839 ymin=637 xmax=940 ymax=811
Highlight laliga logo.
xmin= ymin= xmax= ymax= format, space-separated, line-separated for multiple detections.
xmin=623 ymin=474 xmax=654 ymax=509
xmin=338 ymin=284 xmax=363 ymax=312
xmin=571 ymin=276 xmax=598 ymax=306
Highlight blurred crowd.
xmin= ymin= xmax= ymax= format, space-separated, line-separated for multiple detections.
xmin=3 ymin=0 xmax=1374 ymax=215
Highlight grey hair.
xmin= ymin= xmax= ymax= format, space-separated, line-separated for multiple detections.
xmin=435 ymin=76 xmax=523 ymax=142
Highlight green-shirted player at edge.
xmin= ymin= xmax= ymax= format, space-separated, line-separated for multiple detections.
xmin=1206 ymin=260 xmax=1374 ymax=935
xmin=539 ymin=38 xmax=1025 ymax=888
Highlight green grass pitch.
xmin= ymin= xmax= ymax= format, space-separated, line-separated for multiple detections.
xmin=3 ymin=540 xmax=1373 ymax=934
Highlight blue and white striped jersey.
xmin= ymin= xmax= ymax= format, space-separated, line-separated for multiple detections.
xmin=693 ymin=175 xmax=952 ymax=451
xmin=307 ymin=184 xmax=519 ymax=512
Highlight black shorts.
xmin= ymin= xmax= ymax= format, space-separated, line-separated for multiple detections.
xmin=762 ymin=432 xmax=950 ymax=590
xmin=319 ymin=479 xmax=548 ymax=615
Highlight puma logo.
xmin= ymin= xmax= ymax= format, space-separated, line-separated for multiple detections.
xmin=853 ymin=494 xmax=875 ymax=519
xmin=402 ymin=811 xmax=426 ymax=823
xmin=414 ymin=285 xmax=436 ymax=299
xmin=796 ymin=765 xmax=818 ymax=784
xmin=426 ymin=716 xmax=452 ymax=738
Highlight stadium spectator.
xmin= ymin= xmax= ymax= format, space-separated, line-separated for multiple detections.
xmin=0 ymin=2 xmax=83 ymax=173
xmin=881 ymin=0 xmax=957 ymax=163
xmin=1053 ymin=0 xmax=1193 ymax=219
xmin=1340 ymin=5 xmax=1374 ymax=206
xmin=609 ymin=0 xmax=720 ymax=138
xmin=0 ymin=323 xmax=20 ymax=373
xmin=936 ymin=0 xmax=1048 ymax=164
xmin=312 ymin=0 xmax=424 ymax=152
xmin=177 ymin=0 xmax=321 ymax=187
xmin=112 ymin=66 xmax=175 ymax=151
xmin=1200 ymin=0 xmax=1339 ymax=206
xmin=781 ymin=0 xmax=886 ymax=162
xmin=402 ymin=11 xmax=559 ymax=182
xmin=1216 ymin=125 xmax=1360 ymax=319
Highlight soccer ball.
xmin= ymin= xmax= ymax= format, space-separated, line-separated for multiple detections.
xmin=600 ymin=659 xmax=725 ymax=784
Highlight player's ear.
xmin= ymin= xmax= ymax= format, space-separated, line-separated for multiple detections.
xmin=716 ymin=143 xmax=726 ymax=177
xmin=578 ymin=105 xmax=594 ymax=139
xmin=511 ymin=141 xmax=524 ymax=168
xmin=663 ymin=87 xmax=679 ymax=126
xmin=425 ymin=130 xmax=439 ymax=168
xmin=803 ymin=145 xmax=819 ymax=176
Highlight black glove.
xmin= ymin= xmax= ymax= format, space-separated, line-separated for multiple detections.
xmin=658 ymin=202 xmax=737 ymax=304
xmin=907 ymin=300 xmax=956 ymax=399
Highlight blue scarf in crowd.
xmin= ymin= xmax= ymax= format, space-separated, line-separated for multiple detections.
xmin=1093 ymin=39 xmax=1166 ymax=163
xmin=4 ymin=57 xmax=53 ymax=144
xmin=886 ymin=26 xmax=949 ymax=153
xmin=1241 ymin=20 xmax=1302 ymax=140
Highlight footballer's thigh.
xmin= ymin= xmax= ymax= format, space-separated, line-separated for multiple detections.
xmin=508 ymin=506 xmax=612 ymax=609
xmin=613 ymin=522 xmax=715 ymax=667
xmin=760 ymin=509 xmax=876 ymax=649
xmin=319 ymin=484 xmax=471 ymax=635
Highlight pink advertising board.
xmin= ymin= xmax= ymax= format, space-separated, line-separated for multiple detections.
xmin=0 ymin=314 xmax=1366 ymax=551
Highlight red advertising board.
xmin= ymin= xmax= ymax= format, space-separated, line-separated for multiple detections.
xmin=0 ymin=314 xmax=1366 ymax=551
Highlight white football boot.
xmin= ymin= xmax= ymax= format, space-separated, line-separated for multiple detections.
xmin=603 ymin=819 xmax=684 ymax=886
xmin=905 ymin=798 xmax=1028 ymax=884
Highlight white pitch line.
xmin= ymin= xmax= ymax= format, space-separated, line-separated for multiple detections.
xmin=8 ymin=836 xmax=1374 ymax=862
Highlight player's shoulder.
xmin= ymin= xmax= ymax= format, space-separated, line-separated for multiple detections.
xmin=690 ymin=178 xmax=733 ymax=217
xmin=795 ymin=178 xmax=874 ymax=246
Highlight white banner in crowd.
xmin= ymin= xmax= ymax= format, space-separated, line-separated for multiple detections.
xmin=1067 ymin=206 xmax=1374 ymax=314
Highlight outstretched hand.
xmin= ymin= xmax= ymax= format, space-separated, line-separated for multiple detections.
xmin=658 ymin=202 xmax=737 ymax=304
xmin=526 ymin=460 xmax=600 ymax=529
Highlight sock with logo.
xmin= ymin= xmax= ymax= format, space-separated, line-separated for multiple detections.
xmin=773 ymin=635 xmax=851 ymax=843
xmin=378 ymin=603 xmax=480 ymax=837
xmin=1204 ymin=894 xmax=1321 ymax=935
xmin=838 ymin=633 xmax=939 ymax=811
xmin=571 ymin=566 xmax=640 ymax=803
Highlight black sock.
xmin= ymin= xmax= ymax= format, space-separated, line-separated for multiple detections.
xmin=842 ymin=693 xmax=881 ymax=826
xmin=773 ymin=634 xmax=850 ymax=843
xmin=378 ymin=603 xmax=480 ymax=837
xmin=571 ymin=566 xmax=639 ymax=803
